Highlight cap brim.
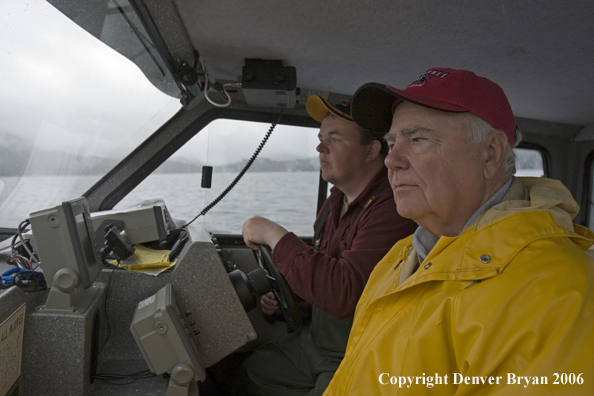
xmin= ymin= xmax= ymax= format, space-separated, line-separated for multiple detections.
xmin=306 ymin=95 xmax=353 ymax=123
xmin=352 ymin=83 xmax=468 ymax=133
xmin=351 ymin=83 xmax=399 ymax=133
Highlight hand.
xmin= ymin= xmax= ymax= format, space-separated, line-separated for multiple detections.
xmin=242 ymin=216 xmax=288 ymax=250
xmin=260 ymin=292 xmax=279 ymax=315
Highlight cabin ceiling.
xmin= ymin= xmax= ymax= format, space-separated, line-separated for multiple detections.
xmin=171 ymin=0 xmax=594 ymax=128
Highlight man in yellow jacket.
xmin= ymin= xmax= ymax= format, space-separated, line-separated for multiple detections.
xmin=323 ymin=68 xmax=594 ymax=395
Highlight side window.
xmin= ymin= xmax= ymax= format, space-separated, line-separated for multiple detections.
xmin=115 ymin=119 xmax=321 ymax=236
xmin=514 ymin=148 xmax=545 ymax=177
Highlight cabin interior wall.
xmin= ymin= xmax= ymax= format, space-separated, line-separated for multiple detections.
xmin=520 ymin=128 xmax=594 ymax=226
xmin=516 ymin=117 xmax=588 ymax=224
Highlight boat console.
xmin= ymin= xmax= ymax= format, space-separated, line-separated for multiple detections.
xmin=0 ymin=198 xmax=279 ymax=396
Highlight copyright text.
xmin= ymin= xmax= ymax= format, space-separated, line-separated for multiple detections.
xmin=378 ymin=373 xmax=585 ymax=388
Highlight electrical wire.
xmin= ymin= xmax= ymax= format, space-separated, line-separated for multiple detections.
xmin=95 ymin=243 xmax=151 ymax=382
xmin=8 ymin=220 xmax=39 ymax=270
xmin=5 ymin=255 xmax=32 ymax=270
xmin=204 ymin=77 xmax=232 ymax=108
xmin=10 ymin=233 xmax=18 ymax=257
xmin=101 ymin=259 xmax=122 ymax=351
xmin=16 ymin=219 xmax=39 ymax=264
xmin=199 ymin=55 xmax=241 ymax=108
xmin=3 ymin=219 xmax=45 ymax=291
xmin=183 ymin=108 xmax=284 ymax=228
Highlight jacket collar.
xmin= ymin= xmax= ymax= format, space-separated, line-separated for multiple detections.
xmin=413 ymin=177 xmax=513 ymax=261
xmin=396 ymin=177 xmax=594 ymax=290
xmin=328 ymin=167 xmax=389 ymax=227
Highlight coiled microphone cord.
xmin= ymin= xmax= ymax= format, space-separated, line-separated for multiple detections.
xmin=184 ymin=108 xmax=284 ymax=228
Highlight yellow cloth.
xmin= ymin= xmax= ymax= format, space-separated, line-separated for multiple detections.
xmin=324 ymin=177 xmax=594 ymax=395
xmin=107 ymin=244 xmax=177 ymax=276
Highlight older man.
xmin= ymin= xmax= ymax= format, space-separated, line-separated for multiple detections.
xmin=236 ymin=95 xmax=417 ymax=396
xmin=323 ymin=68 xmax=594 ymax=395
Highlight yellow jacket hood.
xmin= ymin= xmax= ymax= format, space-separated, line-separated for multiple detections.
xmin=477 ymin=177 xmax=580 ymax=233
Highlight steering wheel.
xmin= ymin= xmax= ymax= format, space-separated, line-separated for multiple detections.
xmin=255 ymin=245 xmax=303 ymax=333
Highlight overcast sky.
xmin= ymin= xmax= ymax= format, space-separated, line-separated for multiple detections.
xmin=0 ymin=0 xmax=319 ymax=165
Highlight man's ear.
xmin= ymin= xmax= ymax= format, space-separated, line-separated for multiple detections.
xmin=484 ymin=130 xmax=508 ymax=179
xmin=367 ymin=140 xmax=382 ymax=162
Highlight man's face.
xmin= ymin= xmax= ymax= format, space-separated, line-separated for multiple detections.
xmin=317 ymin=115 xmax=370 ymax=187
xmin=384 ymin=101 xmax=489 ymax=237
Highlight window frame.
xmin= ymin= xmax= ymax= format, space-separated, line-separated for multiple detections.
xmin=581 ymin=148 xmax=594 ymax=228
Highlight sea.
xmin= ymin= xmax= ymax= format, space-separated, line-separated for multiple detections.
xmin=0 ymin=169 xmax=545 ymax=236
xmin=115 ymin=171 xmax=322 ymax=236
xmin=0 ymin=172 xmax=321 ymax=236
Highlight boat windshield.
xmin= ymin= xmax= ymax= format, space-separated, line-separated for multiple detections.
xmin=0 ymin=1 xmax=547 ymax=233
xmin=0 ymin=0 xmax=181 ymax=228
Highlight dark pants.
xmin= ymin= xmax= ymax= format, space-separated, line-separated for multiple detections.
xmin=234 ymin=326 xmax=342 ymax=396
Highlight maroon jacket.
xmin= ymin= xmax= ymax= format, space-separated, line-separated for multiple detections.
xmin=273 ymin=167 xmax=417 ymax=320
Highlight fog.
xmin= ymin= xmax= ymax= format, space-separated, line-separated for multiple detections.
xmin=0 ymin=0 xmax=319 ymax=166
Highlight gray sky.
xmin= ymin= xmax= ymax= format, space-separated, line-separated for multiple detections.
xmin=0 ymin=0 xmax=319 ymax=164
xmin=0 ymin=1 xmax=177 ymax=151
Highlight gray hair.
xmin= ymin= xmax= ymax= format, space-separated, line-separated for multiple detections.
xmin=451 ymin=112 xmax=523 ymax=176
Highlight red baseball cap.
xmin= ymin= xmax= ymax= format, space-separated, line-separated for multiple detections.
xmin=351 ymin=68 xmax=517 ymax=145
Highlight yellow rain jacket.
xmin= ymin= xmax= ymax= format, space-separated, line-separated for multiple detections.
xmin=324 ymin=178 xmax=594 ymax=395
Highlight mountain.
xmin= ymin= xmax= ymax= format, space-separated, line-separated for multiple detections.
xmin=0 ymin=143 xmax=318 ymax=176
xmin=217 ymin=157 xmax=319 ymax=172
